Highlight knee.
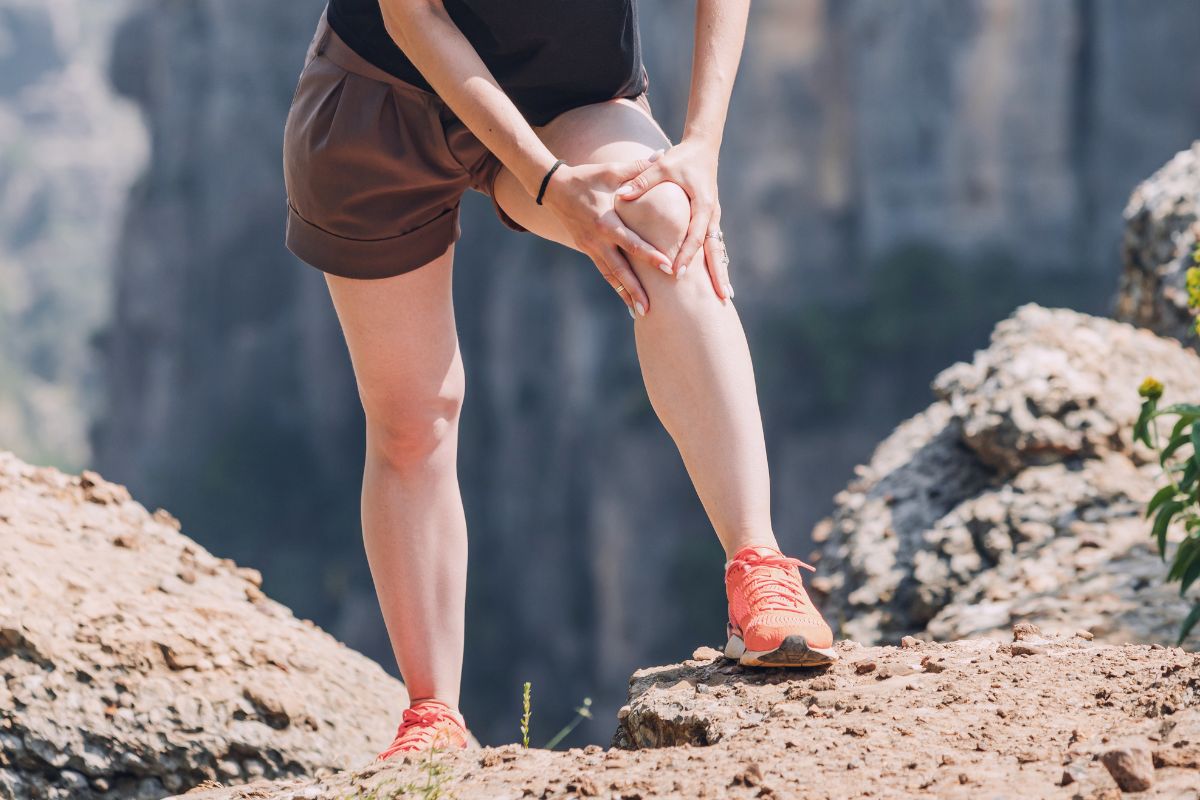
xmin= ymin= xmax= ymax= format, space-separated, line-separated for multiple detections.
xmin=616 ymin=180 xmax=692 ymax=260
xmin=360 ymin=377 xmax=465 ymax=472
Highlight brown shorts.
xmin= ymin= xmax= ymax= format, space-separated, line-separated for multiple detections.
xmin=284 ymin=11 xmax=654 ymax=280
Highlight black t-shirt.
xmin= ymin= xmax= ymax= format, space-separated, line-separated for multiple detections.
xmin=326 ymin=0 xmax=647 ymax=126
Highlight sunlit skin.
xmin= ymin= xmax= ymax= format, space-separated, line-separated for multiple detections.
xmin=325 ymin=0 xmax=766 ymax=710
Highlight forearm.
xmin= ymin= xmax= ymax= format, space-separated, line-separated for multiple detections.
xmin=379 ymin=0 xmax=556 ymax=195
xmin=682 ymin=0 xmax=750 ymax=149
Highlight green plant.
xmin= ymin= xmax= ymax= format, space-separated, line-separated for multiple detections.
xmin=1187 ymin=243 xmax=1200 ymax=335
xmin=542 ymin=696 xmax=593 ymax=750
xmin=1134 ymin=377 xmax=1200 ymax=644
xmin=519 ymin=681 xmax=531 ymax=749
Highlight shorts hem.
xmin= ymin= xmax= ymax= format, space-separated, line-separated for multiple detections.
xmin=285 ymin=204 xmax=460 ymax=279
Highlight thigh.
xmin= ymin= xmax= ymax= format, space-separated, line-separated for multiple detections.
xmin=324 ymin=247 xmax=463 ymax=416
xmin=492 ymin=97 xmax=671 ymax=248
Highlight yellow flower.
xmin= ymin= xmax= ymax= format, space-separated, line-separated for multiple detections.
xmin=1139 ymin=377 xmax=1165 ymax=400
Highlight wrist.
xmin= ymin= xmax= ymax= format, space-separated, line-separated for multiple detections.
xmin=516 ymin=149 xmax=562 ymax=198
xmin=681 ymin=124 xmax=723 ymax=153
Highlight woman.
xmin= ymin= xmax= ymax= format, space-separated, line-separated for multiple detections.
xmin=283 ymin=0 xmax=836 ymax=757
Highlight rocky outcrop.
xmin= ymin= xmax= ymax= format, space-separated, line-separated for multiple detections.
xmin=0 ymin=452 xmax=407 ymax=800
xmin=811 ymin=305 xmax=1200 ymax=647
xmin=1116 ymin=142 xmax=1200 ymax=345
xmin=174 ymin=628 xmax=1200 ymax=799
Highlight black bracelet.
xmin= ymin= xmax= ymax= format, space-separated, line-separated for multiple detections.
xmin=535 ymin=158 xmax=566 ymax=206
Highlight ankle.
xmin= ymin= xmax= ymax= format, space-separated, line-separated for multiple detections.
xmin=409 ymin=697 xmax=460 ymax=714
xmin=722 ymin=534 xmax=781 ymax=563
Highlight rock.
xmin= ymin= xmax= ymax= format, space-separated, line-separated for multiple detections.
xmin=0 ymin=451 xmax=409 ymax=799
xmin=1099 ymin=743 xmax=1155 ymax=792
xmin=1010 ymin=643 xmax=1045 ymax=657
xmin=1012 ymin=622 xmax=1042 ymax=641
xmin=813 ymin=306 xmax=1200 ymax=647
xmin=1115 ymin=142 xmax=1200 ymax=346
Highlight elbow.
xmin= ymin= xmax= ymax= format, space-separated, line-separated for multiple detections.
xmin=378 ymin=0 xmax=443 ymax=49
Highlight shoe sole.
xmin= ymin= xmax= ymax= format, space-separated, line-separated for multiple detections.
xmin=724 ymin=632 xmax=838 ymax=667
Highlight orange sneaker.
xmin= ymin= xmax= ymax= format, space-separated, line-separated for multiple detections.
xmin=377 ymin=700 xmax=470 ymax=760
xmin=724 ymin=545 xmax=837 ymax=667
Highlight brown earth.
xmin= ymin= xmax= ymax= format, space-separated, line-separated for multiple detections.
xmin=181 ymin=628 xmax=1200 ymax=800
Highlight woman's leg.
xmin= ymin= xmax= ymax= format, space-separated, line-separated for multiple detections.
xmin=493 ymin=99 xmax=779 ymax=559
xmin=324 ymin=248 xmax=467 ymax=707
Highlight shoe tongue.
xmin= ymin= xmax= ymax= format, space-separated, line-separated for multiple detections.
xmin=725 ymin=544 xmax=782 ymax=569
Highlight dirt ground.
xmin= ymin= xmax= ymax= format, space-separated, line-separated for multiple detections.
xmin=180 ymin=627 xmax=1200 ymax=800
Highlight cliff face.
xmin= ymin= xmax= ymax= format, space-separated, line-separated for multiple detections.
xmin=0 ymin=0 xmax=144 ymax=467
xmin=94 ymin=0 xmax=1200 ymax=743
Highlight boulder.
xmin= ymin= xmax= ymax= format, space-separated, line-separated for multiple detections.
xmin=0 ymin=452 xmax=407 ymax=800
xmin=1115 ymin=141 xmax=1200 ymax=345
xmin=811 ymin=305 xmax=1200 ymax=646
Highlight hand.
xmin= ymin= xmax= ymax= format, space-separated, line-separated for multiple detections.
xmin=615 ymin=137 xmax=731 ymax=301
xmin=541 ymin=156 xmax=674 ymax=318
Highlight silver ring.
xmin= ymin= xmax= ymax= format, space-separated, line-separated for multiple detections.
xmin=706 ymin=230 xmax=724 ymax=241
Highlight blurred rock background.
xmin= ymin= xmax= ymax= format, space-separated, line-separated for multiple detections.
xmin=3 ymin=0 xmax=1200 ymax=745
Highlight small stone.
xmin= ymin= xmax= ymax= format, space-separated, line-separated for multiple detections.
xmin=59 ymin=770 xmax=88 ymax=791
xmin=1010 ymin=642 xmax=1045 ymax=657
xmin=731 ymin=763 xmax=763 ymax=787
xmin=1100 ymin=743 xmax=1154 ymax=792
xmin=153 ymin=508 xmax=182 ymax=530
xmin=900 ymin=636 xmax=921 ymax=648
xmin=854 ymin=660 xmax=877 ymax=675
xmin=920 ymin=656 xmax=947 ymax=673
xmin=1011 ymin=622 xmax=1042 ymax=641
xmin=1075 ymin=630 xmax=1094 ymax=641
xmin=566 ymin=776 xmax=599 ymax=796
xmin=692 ymin=646 xmax=722 ymax=661
xmin=237 ymin=567 xmax=264 ymax=588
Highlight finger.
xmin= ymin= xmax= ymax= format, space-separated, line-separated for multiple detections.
xmin=592 ymin=251 xmax=636 ymax=318
xmin=673 ymin=199 xmax=713 ymax=274
xmin=608 ymin=218 xmax=673 ymax=276
xmin=704 ymin=205 xmax=731 ymax=301
xmin=607 ymin=149 xmax=664 ymax=188
xmin=615 ymin=160 xmax=666 ymax=201
xmin=602 ymin=245 xmax=649 ymax=317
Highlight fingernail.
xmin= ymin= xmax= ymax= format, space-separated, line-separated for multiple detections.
xmin=658 ymin=262 xmax=673 ymax=275
xmin=727 ymin=283 xmax=735 ymax=299
xmin=677 ymin=265 xmax=687 ymax=279
xmin=628 ymin=305 xmax=636 ymax=319
xmin=615 ymin=185 xmax=633 ymax=197
xmin=635 ymin=301 xmax=646 ymax=317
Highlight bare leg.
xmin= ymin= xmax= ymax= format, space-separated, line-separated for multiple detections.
xmin=494 ymin=99 xmax=779 ymax=558
xmin=324 ymin=248 xmax=466 ymax=707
